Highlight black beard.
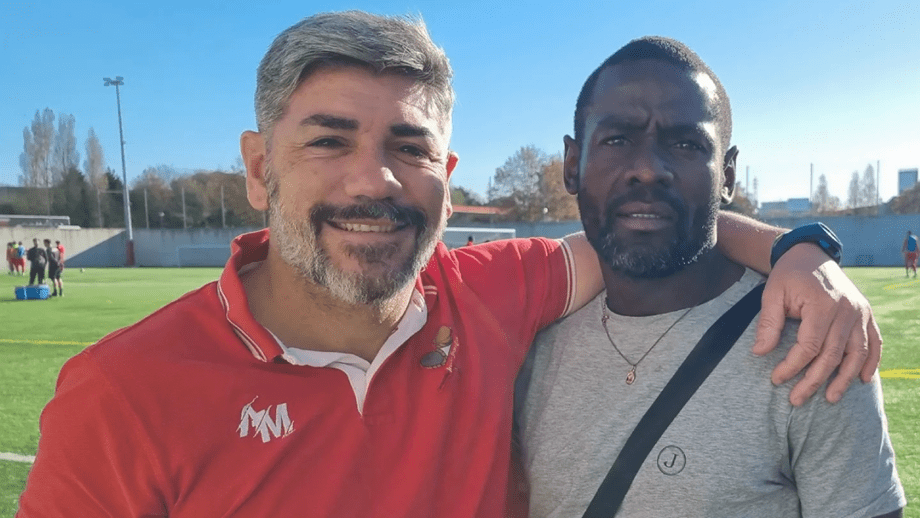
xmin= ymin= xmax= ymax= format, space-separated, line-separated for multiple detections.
xmin=581 ymin=188 xmax=717 ymax=279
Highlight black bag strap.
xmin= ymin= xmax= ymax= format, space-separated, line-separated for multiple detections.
xmin=582 ymin=283 xmax=765 ymax=518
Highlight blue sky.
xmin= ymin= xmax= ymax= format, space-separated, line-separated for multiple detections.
xmin=2 ymin=0 xmax=918 ymax=205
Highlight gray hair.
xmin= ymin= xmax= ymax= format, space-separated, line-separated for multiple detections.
xmin=255 ymin=10 xmax=454 ymax=137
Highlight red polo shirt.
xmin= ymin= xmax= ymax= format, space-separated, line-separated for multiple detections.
xmin=18 ymin=229 xmax=574 ymax=517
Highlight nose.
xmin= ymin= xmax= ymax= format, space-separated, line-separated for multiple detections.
xmin=342 ymin=145 xmax=403 ymax=200
xmin=625 ymin=143 xmax=674 ymax=188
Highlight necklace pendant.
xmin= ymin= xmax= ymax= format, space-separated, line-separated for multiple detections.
xmin=626 ymin=367 xmax=636 ymax=385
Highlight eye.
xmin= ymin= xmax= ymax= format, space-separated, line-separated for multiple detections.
xmin=307 ymin=137 xmax=345 ymax=149
xmin=673 ymin=140 xmax=704 ymax=152
xmin=398 ymin=144 xmax=429 ymax=159
xmin=601 ymin=135 xmax=629 ymax=146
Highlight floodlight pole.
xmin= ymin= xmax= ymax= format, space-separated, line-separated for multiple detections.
xmin=104 ymin=76 xmax=135 ymax=266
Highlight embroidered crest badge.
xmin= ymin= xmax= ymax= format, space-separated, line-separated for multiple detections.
xmin=420 ymin=325 xmax=454 ymax=368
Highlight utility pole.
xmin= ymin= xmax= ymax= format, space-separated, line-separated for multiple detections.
xmin=810 ymin=163 xmax=814 ymax=214
xmin=95 ymin=187 xmax=104 ymax=227
xmin=144 ymin=188 xmax=150 ymax=229
xmin=877 ymin=160 xmax=881 ymax=215
xmin=181 ymin=185 xmax=188 ymax=230
xmin=103 ymin=76 xmax=135 ymax=265
xmin=221 ymin=184 xmax=226 ymax=228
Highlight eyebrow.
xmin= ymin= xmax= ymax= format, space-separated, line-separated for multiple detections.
xmin=595 ymin=115 xmax=646 ymax=133
xmin=298 ymin=115 xmax=434 ymax=139
xmin=596 ymin=116 xmax=714 ymax=143
xmin=390 ymin=123 xmax=435 ymax=139
xmin=660 ymin=124 xmax=716 ymax=146
xmin=299 ymin=114 xmax=358 ymax=130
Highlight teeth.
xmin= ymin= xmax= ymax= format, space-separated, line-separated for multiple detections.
xmin=339 ymin=222 xmax=396 ymax=232
xmin=628 ymin=214 xmax=662 ymax=219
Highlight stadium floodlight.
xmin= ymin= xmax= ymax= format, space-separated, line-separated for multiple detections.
xmin=103 ymin=76 xmax=135 ymax=266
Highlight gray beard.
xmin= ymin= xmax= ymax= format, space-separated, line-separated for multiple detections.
xmin=267 ymin=184 xmax=442 ymax=309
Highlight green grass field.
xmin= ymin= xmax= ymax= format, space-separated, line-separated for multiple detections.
xmin=0 ymin=267 xmax=916 ymax=516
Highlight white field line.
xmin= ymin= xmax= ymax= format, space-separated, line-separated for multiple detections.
xmin=0 ymin=452 xmax=35 ymax=463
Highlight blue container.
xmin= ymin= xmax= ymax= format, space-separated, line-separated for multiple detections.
xmin=14 ymin=285 xmax=50 ymax=300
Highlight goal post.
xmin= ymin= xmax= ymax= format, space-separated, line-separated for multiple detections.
xmin=443 ymin=227 xmax=516 ymax=248
xmin=176 ymin=244 xmax=232 ymax=267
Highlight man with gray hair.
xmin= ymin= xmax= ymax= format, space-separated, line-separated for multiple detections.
xmin=19 ymin=12 xmax=882 ymax=518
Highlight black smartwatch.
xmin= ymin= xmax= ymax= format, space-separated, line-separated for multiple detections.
xmin=769 ymin=222 xmax=842 ymax=268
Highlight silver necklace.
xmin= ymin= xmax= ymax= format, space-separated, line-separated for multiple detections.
xmin=600 ymin=297 xmax=693 ymax=385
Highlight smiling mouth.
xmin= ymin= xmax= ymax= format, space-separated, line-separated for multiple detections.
xmin=614 ymin=200 xmax=677 ymax=222
xmin=616 ymin=212 xmax=674 ymax=223
xmin=624 ymin=213 xmax=665 ymax=219
xmin=327 ymin=220 xmax=406 ymax=233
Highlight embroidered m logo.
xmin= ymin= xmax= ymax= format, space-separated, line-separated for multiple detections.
xmin=238 ymin=398 xmax=294 ymax=443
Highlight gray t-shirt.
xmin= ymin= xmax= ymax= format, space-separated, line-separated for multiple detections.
xmin=516 ymin=269 xmax=905 ymax=518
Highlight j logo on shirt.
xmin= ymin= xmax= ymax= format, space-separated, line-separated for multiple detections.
xmin=238 ymin=397 xmax=294 ymax=443
xmin=657 ymin=445 xmax=686 ymax=475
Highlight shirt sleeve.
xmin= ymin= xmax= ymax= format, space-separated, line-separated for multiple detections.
xmin=452 ymin=238 xmax=574 ymax=336
xmin=788 ymin=373 xmax=906 ymax=518
xmin=17 ymin=353 xmax=167 ymax=518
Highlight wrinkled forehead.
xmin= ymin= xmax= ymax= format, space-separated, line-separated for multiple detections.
xmin=297 ymin=62 xmax=453 ymax=139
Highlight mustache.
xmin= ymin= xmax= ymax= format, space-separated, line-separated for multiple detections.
xmin=310 ymin=200 xmax=428 ymax=231
xmin=603 ymin=187 xmax=687 ymax=225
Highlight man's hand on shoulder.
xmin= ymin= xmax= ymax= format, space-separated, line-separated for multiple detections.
xmin=753 ymin=243 xmax=881 ymax=406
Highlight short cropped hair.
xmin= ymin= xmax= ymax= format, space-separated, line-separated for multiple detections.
xmin=255 ymin=11 xmax=454 ymax=137
xmin=574 ymin=36 xmax=732 ymax=152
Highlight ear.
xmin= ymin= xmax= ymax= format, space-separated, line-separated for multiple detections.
xmin=241 ymin=130 xmax=269 ymax=211
xmin=563 ymin=135 xmax=581 ymax=195
xmin=720 ymin=145 xmax=738 ymax=204
xmin=444 ymin=151 xmax=459 ymax=219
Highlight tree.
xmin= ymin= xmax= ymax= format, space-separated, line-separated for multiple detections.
xmin=84 ymin=128 xmax=107 ymax=227
xmin=52 ymin=113 xmax=79 ymax=185
xmin=890 ymin=183 xmax=920 ymax=214
xmin=127 ymin=166 xmax=266 ymax=229
xmin=450 ymin=186 xmax=485 ymax=206
xmin=811 ymin=174 xmax=843 ymax=213
xmin=53 ymin=167 xmax=93 ymax=227
xmin=847 ymin=171 xmax=860 ymax=209
xmin=860 ymin=164 xmax=877 ymax=207
xmin=488 ymin=145 xmax=551 ymax=221
xmin=540 ymin=156 xmax=579 ymax=220
xmin=213 ymin=171 xmax=264 ymax=227
xmin=750 ymin=177 xmax=758 ymax=209
xmin=19 ymin=108 xmax=56 ymax=213
xmin=135 ymin=166 xmax=176 ymax=228
xmin=230 ymin=156 xmax=246 ymax=176
xmin=812 ymin=174 xmax=829 ymax=212
xmin=101 ymin=168 xmax=127 ymax=227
